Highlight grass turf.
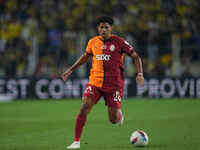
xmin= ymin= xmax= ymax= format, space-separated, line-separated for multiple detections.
xmin=0 ymin=98 xmax=200 ymax=150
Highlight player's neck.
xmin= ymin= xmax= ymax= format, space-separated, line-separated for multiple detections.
xmin=100 ymin=34 xmax=113 ymax=41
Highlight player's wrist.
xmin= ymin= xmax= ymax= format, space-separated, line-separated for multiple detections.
xmin=69 ymin=67 xmax=73 ymax=72
xmin=138 ymin=72 xmax=143 ymax=76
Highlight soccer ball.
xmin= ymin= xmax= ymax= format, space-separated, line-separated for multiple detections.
xmin=130 ymin=130 xmax=149 ymax=147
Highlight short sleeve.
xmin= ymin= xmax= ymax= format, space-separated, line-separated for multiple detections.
xmin=86 ymin=40 xmax=93 ymax=55
xmin=121 ymin=39 xmax=135 ymax=56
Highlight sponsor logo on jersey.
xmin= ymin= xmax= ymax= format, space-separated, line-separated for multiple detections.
xmin=96 ymin=54 xmax=111 ymax=61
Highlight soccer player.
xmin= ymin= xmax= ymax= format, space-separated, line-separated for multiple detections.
xmin=61 ymin=16 xmax=144 ymax=149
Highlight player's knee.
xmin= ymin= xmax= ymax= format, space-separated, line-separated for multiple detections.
xmin=109 ymin=119 xmax=117 ymax=124
xmin=80 ymin=103 xmax=90 ymax=116
xmin=109 ymin=117 xmax=118 ymax=124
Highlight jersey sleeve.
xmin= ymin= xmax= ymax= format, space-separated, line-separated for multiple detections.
xmin=86 ymin=39 xmax=93 ymax=55
xmin=121 ymin=39 xmax=135 ymax=56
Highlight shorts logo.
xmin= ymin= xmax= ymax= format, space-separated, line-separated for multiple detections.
xmin=110 ymin=44 xmax=115 ymax=51
xmin=84 ymin=86 xmax=93 ymax=95
xmin=96 ymin=54 xmax=111 ymax=61
xmin=113 ymin=91 xmax=121 ymax=102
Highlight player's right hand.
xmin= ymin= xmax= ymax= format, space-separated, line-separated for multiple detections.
xmin=61 ymin=69 xmax=72 ymax=81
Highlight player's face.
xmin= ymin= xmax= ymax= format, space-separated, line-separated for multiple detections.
xmin=97 ymin=22 xmax=112 ymax=40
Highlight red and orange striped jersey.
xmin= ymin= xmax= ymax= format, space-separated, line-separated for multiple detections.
xmin=86 ymin=35 xmax=134 ymax=91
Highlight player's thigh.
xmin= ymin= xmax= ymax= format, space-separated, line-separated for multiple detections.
xmin=83 ymin=84 xmax=102 ymax=104
xmin=80 ymin=84 xmax=102 ymax=115
xmin=104 ymin=90 xmax=123 ymax=121
xmin=104 ymin=90 xmax=122 ymax=109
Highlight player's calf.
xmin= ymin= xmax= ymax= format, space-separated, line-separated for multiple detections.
xmin=108 ymin=109 xmax=123 ymax=125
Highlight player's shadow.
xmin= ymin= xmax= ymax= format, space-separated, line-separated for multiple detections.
xmin=83 ymin=143 xmax=168 ymax=149
xmin=112 ymin=144 xmax=168 ymax=149
xmin=147 ymin=144 xmax=168 ymax=148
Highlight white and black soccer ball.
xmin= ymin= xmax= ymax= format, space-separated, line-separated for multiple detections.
xmin=130 ymin=130 xmax=149 ymax=147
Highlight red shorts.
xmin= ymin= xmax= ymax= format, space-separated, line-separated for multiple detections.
xmin=83 ymin=84 xmax=123 ymax=109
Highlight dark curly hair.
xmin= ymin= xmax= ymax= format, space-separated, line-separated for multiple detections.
xmin=96 ymin=16 xmax=114 ymax=26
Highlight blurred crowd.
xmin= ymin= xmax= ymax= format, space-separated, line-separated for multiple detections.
xmin=0 ymin=0 xmax=200 ymax=78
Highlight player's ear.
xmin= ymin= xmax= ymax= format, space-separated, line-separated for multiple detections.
xmin=96 ymin=24 xmax=101 ymax=32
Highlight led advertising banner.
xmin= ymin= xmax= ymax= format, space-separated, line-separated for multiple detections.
xmin=0 ymin=78 xmax=199 ymax=99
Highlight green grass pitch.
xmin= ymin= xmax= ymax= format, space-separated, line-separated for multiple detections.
xmin=0 ymin=98 xmax=200 ymax=150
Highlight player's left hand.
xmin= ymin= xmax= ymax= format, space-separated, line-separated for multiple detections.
xmin=136 ymin=73 xmax=144 ymax=86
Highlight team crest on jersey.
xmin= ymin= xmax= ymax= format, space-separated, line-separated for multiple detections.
xmin=110 ymin=44 xmax=115 ymax=51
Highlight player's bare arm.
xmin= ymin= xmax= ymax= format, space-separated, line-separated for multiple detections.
xmin=61 ymin=52 xmax=90 ymax=81
xmin=130 ymin=51 xmax=144 ymax=86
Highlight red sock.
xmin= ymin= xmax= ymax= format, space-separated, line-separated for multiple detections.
xmin=74 ymin=114 xmax=87 ymax=141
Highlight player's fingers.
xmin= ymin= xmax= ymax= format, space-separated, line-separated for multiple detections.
xmin=138 ymin=81 xmax=143 ymax=86
xmin=61 ymin=73 xmax=68 ymax=81
xmin=62 ymin=70 xmax=70 ymax=79
xmin=136 ymin=76 xmax=141 ymax=81
xmin=63 ymin=70 xmax=72 ymax=81
xmin=61 ymin=75 xmax=66 ymax=81
xmin=140 ymin=79 xmax=144 ymax=85
xmin=136 ymin=77 xmax=144 ymax=85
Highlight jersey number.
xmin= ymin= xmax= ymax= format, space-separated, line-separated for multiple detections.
xmin=113 ymin=91 xmax=121 ymax=102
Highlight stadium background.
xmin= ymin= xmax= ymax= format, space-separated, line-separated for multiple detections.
xmin=1 ymin=1 xmax=200 ymax=150
xmin=0 ymin=0 xmax=200 ymax=100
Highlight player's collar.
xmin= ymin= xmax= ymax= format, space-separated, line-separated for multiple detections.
xmin=98 ymin=34 xmax=114 ymax=42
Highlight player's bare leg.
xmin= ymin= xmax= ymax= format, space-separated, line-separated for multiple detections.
xmin=67 ymin=96 xmax=95 ymax=149
xmin=108 ymin=107 xmax=124 ymax=125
